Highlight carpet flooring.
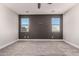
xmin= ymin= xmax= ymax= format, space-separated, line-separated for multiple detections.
xmin=0 ymin=41 xmax=79 ymax=56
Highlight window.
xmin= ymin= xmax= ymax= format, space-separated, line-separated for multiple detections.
xmin=51 ymin=17 xmax=60 ymax=32
xmin=21 ymin=17 xmax=29 ymax=32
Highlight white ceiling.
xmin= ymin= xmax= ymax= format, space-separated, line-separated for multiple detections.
xmin=3 ymin=3 xmax=76 ymax=15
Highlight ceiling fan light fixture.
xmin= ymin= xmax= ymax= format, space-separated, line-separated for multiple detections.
xmin=38 ymin=3 xmax=41 ymax=9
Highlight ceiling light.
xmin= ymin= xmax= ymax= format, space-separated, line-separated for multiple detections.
xmin=26 ymin=11 xmax=29 ymax=13
xmin=51 ymin=10 xmax=55 ymax=12
xmin=48 ymin=3 xmax=52 ymax=4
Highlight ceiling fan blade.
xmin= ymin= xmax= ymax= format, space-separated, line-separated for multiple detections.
xmin=38 ymin=3 xmax=41 ymax=9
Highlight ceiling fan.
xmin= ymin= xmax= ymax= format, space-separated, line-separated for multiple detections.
xmin=38 ymin=3 xmax=52 ymax=9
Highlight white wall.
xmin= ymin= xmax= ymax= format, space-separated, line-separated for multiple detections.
xmin=63 ymin=4 xmax=79 ymax=47
xmin=0 ymin=4 xmax=18 ymax=48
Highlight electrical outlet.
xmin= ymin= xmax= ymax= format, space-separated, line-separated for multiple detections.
xmin=24 ymin=36 xmax=26 ymax=38
xmin=27 ymin=36 xmax=29 ymax=38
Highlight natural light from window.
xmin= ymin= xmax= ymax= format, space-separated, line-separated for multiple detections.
xmin=51 ymin=17 xmax=60 ymax=32
xmin=21 ymin=18 xmax=29 ymax=32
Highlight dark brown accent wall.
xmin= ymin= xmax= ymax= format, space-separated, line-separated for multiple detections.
xmin=19 ymin=15 xmax=63 ymax=39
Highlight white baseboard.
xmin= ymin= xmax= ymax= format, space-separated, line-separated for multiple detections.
xmin=18 ymin=39 xmax=63 ymax=41
xmin=64 ymin=40 xmax=79 ymax=49
xmin=0 ymin=40 xmax=18 ymax=50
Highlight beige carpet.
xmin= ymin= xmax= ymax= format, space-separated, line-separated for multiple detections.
xmin=0 ymin=41 xmax=79 ymax=56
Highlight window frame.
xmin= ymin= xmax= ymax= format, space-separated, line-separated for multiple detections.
xmin=20 ymin=16 xmax=29 ymax=32
xmin=51 ymin=17 xmax=61 ymax=32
